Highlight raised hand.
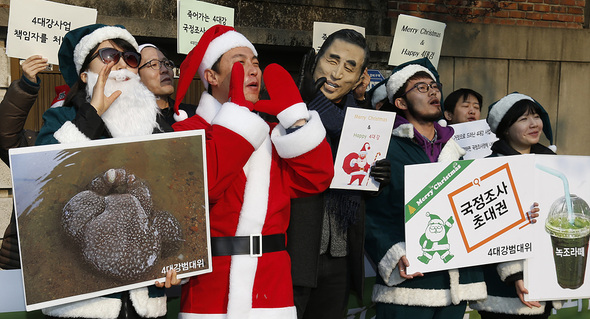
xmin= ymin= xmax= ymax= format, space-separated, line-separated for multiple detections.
xmin=228 ymin=62 xmax=254 ymax=111
xmin=255 ymin=63 xmax=304 ymax=116
xmin=298 ymin=48 xmax=326 ymax=104
xmin=89 ymin=61 xmax=121 ymax=116
xmin=21 ymin=55 xmax=48 ymax=83
xmin=353 ymin=68 xmax=370 ymax=101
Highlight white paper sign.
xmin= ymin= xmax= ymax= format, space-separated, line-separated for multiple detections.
xmin=450 ymin=120 xmax=498 ymax=160
xmin=312 ymin=22 xmax=365 ymax=53
xmin=405 ymin=156 xmax=536 ymax=274
xmin=388 ymin=14 xmax=446 ymax=68
xmin=6 ymin=0 xmax=97 ymax=65
xmin=330 ymin=108 xmax=395 ymax=191
xmin=177 ymin=0 xmax=234 ymax=54
xmin=0 ymin=270 xmax=26 ymax=313
xmin=526 ymin=155 xmax=590 ymax=301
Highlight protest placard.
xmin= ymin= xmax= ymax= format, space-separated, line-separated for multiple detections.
xmin=450 ymin=119 xmax=498 ymax=160
xmin=312 ymin=22 xmax=365 ymax=53
xmin=0 ymin=270 xmax=26 ymax=313
xmin=388 ymin=14 xmax=446 ymax=68
xmin=526 ymin=155 xmax=590 ymax=301
xmin=6 ymin=0 xmax=97 ymax=65
xmin=10 ymin=131 xmax=211 ymax=311
xmin=405 ymin=155 xmax=536 ymax=274
xmin=330 ymin=108 xmax=395 ymax=191
xmin=177 ymin=0 xmax=234 ymax=54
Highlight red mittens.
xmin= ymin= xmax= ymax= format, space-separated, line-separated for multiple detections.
xmin=255 ymin=63 xmax=308 ymax=128
xmin=229 ymin=62 xmax=254 ymax=111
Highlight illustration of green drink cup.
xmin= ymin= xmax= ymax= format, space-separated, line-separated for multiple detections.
xmin=545 ymin=194 xmax=590 ymax=289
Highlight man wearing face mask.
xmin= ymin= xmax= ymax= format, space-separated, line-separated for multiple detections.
xmin=137 ymin=44 xmax=196 ymax=125
xmin=288 ymin=29 xmax=391 ymax=319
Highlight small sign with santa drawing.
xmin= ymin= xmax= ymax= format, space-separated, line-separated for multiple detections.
xmin=330 ymin=108 xmax=395 ymax=191
xmin=404 ymin=155 xmax=537 ymax=274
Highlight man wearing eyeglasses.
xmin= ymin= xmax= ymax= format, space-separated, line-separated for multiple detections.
xmin=138 ymin=44 xmax=196 ymax=125
xmin=364 ymin=58 xmax=486 ymax=319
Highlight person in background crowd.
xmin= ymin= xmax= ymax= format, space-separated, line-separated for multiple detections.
xmin=171 ymin=24 xmax=333 ymax=318
xmin=137 ymin=43 xmax=196 ymax=125
xmin=365 ymin=57 xmax=487 ymax=319
xmin=0 ymin=55 xmax=48 ymax=269
xmin=35 ymin=23 xmax=178 ymax=319
xmin=443 ymin=88 xmax=482 ymax=125
xmin=470 ymin=92 xmax=559 ymax=319
xmin=289 ymin=28 xmax=390 ymax=319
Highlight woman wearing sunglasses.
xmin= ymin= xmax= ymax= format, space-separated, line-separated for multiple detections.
xmin=36 ymin=24 xmax=174 ymax=146
xmin=35 ymin=24 xmax=177 ymax=319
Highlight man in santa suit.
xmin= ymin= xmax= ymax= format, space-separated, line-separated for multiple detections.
xmin=345 ymin=142 xmax=372 ymax=186
xmin=171 ymin=25 xmax=334 ymax=319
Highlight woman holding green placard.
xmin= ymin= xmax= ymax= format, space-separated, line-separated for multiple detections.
xmin=471 ymin=93 xmax=558 ymax=318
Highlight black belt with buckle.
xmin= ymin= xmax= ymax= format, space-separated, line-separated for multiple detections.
xmin=211 ymin=234 xmax=286 ymax=257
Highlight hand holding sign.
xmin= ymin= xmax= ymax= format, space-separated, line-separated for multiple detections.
xmin=21 ymin=55 xmax=48 ymax=83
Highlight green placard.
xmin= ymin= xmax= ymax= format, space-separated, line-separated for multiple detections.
xmin=405 ymin=160 xmax=473 ymax=222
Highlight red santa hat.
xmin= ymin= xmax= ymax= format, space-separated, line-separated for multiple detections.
xmin=360 ymin=142 xmax=370 ymax=154
xmin=174 ymin=25 xmax=258 ymax=122
xmin=50 ymin=85 xmax=70 ymax=108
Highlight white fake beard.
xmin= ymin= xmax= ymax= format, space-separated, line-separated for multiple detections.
xmin=85 ymin=70 xmax=160 ymax=138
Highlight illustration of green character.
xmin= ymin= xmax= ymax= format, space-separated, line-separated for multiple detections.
xmin=418 ymin=212 xmax=455 ymax=264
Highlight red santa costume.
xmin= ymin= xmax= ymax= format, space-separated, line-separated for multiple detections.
xmin=344 ymin=142 xmax=371 ymax=185
xmin=171 ymin=25 xmax=333 ymax=319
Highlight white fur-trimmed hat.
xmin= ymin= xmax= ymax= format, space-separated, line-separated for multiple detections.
xmin=487 ymin=93 xmax=534 ymax=133
xmin=386 ymin=64 xmax=435 ymax=103
xmin=59 ymin=24 xmax=138 ymax=87
xmin=74 ymin=26 xmax=138 ymax=75
xmin=487 ymin=92 xmax=555 ymax=150
xmin=174 ymin=25 xmax=257 ymax=120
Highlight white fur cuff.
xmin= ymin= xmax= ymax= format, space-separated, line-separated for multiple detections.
xmin=471 ymin=295 xmax=547 ymax=315
xmin=42 ymin=297 xmax=121 ymax=319
xmin=497 ymin=260 xmax=523 ymax=281
xmin=276 ymin=102 xmax=309 ymax=129
xmin=54 ymin=121 xmax=91 ymax=144
xmin=129 ymin=287 xmax=166 ymax=318
xmin=378 ymin=242 xmax=406 ymax=286
xmin=372 ymin=284 xmax=451 ymax=307
xmin=271 ymin=110 xmax=325 ymax=159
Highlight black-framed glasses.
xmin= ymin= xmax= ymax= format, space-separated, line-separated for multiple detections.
xmin=139 ymin=59 xmax=175 ymax=71
xmin=402 ymin=82 xmax=442 ymax=96
xmin=89 ymin=48 xmax=141 ymax=68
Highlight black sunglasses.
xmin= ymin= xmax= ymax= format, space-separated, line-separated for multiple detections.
xmin=89 ymin=47 xmax=141 ymax=68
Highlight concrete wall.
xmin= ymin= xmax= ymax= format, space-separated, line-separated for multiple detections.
xmin=440 ymin=22 xmax=590 ymax=155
